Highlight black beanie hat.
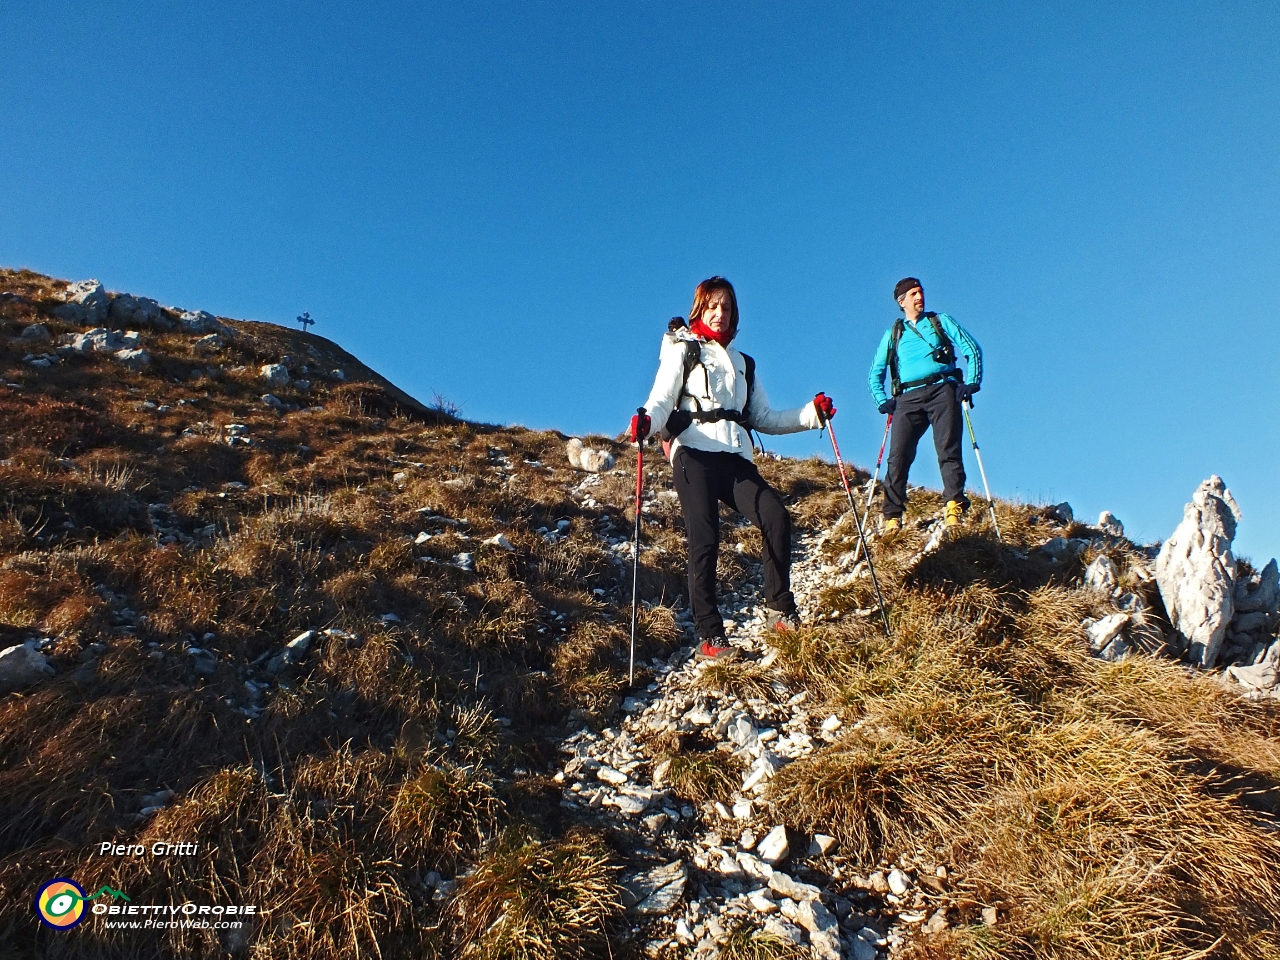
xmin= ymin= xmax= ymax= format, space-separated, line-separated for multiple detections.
xmin=894 ymin=277 xmax=922 ymax=303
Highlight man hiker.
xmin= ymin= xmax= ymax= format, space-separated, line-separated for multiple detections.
xmin=631 ymin=276 xmax=836 ymax=660
xmin=867 ymin=277 xmax=983 ymax=532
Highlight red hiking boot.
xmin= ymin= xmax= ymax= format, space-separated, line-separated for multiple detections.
xmin=696 ymin=639 xmax=736 ymax=660
xmin=766 ymin=610 xmax=801 ymax=633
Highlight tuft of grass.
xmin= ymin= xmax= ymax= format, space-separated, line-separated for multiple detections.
xmin=720 ymin=918 xmax=810 ymax=959
xmin=449 ymin=827 xmax=619 ymax=960
xmin=663 ymin=750 xmax=746 ymax=805
xmin=386 ymin=762 xmax=502 ymax=870
xmin=695 ymin=658 xmax=778 ymax=701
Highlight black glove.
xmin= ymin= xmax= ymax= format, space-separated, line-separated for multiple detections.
xmin=878 ymin=398 xmax=897 ymax=416
xmin=955 ymin=382 xmax=980 ymax=405
xmin=663 ymin=409 xmax=692 ymax=439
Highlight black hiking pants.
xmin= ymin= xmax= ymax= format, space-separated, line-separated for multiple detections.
xmin=672 ymin=447 xmax=797 ymax=641
xmin=883 ymin=381 xmax=969 ymax=518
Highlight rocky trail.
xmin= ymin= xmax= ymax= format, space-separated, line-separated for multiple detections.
xmin=550 ymin=510 xmax=958 ymax=960
xmin=546 ymin=465 xmax=1280 ymax=960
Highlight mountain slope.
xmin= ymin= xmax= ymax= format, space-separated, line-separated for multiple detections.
xmin=0 ymin=268 xmax=1277 ymax=960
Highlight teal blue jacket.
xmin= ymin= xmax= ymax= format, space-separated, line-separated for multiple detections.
xmin=867 ymin=312 xmax=983 ymax=407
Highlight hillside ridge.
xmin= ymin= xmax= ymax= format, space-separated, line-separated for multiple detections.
xmin=0 ymin=267 xmax=1278 ymax=960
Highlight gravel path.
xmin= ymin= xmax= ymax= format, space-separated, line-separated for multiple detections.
xmin=553 ymin=527 xmax=951 ymax=959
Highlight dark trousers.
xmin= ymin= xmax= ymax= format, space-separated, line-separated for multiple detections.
xmin=883 ymin=382 xmax=968 ymax=518
xmin=672 ymin=447 xmax=796 ymax=641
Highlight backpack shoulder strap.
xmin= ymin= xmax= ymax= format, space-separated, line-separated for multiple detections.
xmin=678 ymin=338 xmax=706 ymax=410
xmin=925 ymin=312 xmax=952 ymax=347
xmin=925 ymin=312 xmax=956 ymax=363
xmin=888 ymin=320 xmax=905 ymax=397
xmin=740 ymin=352 xmax=755 ymax=419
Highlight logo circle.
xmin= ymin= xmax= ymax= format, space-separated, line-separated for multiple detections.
xmin=36 ymin=879 xmax=87 ymax=929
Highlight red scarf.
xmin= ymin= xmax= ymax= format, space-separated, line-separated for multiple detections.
xmin=690 ymin=317 xmax=733 ymax=347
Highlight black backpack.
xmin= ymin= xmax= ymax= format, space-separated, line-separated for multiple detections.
xmin=887 ymin=311 xmax=957 ymax=397
xmin=660 ymin=317 xmax=755 ymax=441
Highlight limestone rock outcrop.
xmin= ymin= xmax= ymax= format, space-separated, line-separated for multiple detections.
xmin=53 ymin=279 xmax=109 ymax=324
xmin=1156 ymin=476 xmax=1241 ymax=667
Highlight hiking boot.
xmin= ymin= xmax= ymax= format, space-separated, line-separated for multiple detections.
xmin=696 ymin=639 xmax=737 ymax=660
xmin=945 ymin=500 xmax=965 ymax=528
xmin=883 ymin=516 xmax=902 ymax=534
xmin=765 ymin=610 xmax=801 ymax=633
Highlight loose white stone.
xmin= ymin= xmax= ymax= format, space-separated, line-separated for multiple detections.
xmin=621 ymin=861 xmax=687 ymax=915
xmin=808 ymin=834 xmax=838 ymax=857
xmin=614 ymin=794 xmax=649 ymax=815
xmin=820 ymin=714 xmax=842 ymax=734
xmin=0 ymin=641 xmax=55 ymax=693
xmin=1087 ymin=613 xmax=1130 ymax=652
xmin=757 ymin=825 xmax=789 ymax=864
xmin=769 ymin=871 xmax=820 ymax=902
xmin=54 ymin=279 xmax=109 ymax=323
xmin=685 ymin=706 xmax=713 ymax=725
xmin=1226 ymin=640 xmax=1280 ymax=694
xmin=727 ymin=715 xmax=758 ymax=747
xmin=887 ymin=868 xmax=910 ymax=896
xmin=674 ymin=918 xmax=694 ymax=943
xmin=761 ymin=917 xmax=807 ymax=944
xmin=1084 ymin=555 xmax=1119 ymax=592
xmin=735 ymin=852 xmax=773 ymax=881
xmin=260 ymin=363 xmax=290 ymax=386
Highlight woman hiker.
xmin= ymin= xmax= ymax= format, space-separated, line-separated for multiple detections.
xmin=630 ymin=276 xmax=836 ymax=660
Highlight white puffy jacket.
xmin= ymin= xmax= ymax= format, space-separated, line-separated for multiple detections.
xmin=642 ymin=330 xmax=822 ymax=461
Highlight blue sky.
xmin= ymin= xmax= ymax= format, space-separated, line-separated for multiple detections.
xmin=3 ymin=1 xmax=1278 ymax=560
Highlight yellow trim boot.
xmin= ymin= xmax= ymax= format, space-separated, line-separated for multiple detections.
xmin=883 ymin=516 xmax=902 ymax=534
xmin=945 ymin=500 xmax=964 ymax=528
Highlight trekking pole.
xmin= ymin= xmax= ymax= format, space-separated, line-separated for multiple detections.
xmin=850 ymin=414 xmax=892 ymax=566
xmin=821 ymin=418 xmax=892 ymax=637
xmin=629 ymin=408 xmax=645 ymax=686
xmin=962 ymin=400 xmax=1002 ymax=541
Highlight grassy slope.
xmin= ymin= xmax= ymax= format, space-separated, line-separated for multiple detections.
xmin=0 ymin=268 xmax=691 ymax=958
xmin=0 ymin=268 xmax=1277 ymax=959
xmin=761 ymin=488 xmax=1280 ymax=959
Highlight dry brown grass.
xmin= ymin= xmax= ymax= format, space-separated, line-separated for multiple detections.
xmin=3 ymin=267 xmax=1277 ymax=959
xmin=0 ymin=269 xmax=650 ymax=956
xmin=767 ymin=494 xmax=1280 ymax=959
xmin=719 ymin=918 xmax=810 ymax=959
xmin=662 ymin=750 xmax=746 ymax=806
xmin=449 ymin=827 xmax=619 ymax=960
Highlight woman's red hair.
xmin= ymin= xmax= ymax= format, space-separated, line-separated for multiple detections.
xmin=689 ymin=277 xmax=739 ymax=342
